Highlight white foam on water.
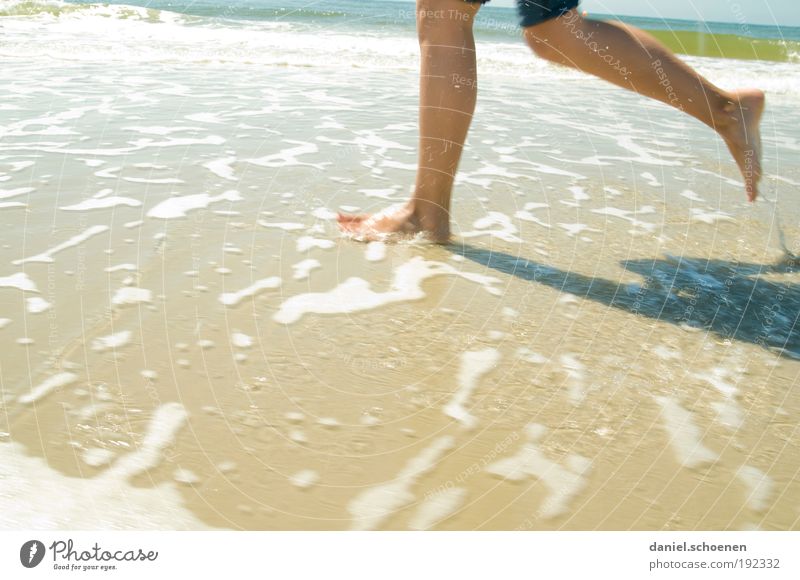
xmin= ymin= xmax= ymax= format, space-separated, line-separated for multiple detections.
xmin=274 ymin=257 xmax=501 ymax=324
xmin=147 ymin=190 xmax=241 ymax=219
xmin=380 ymin=160 xmax=415 ymax=172
xmin=82 ymin=447 xmax=115 ymax=468
xmin=514 ymin=202 xmax=551 ymax=229
xmin=486 ymin=424 xmax=591 ymax=519
xmin=517 ymin=347 xmax=547 ymax=364
xmin=186 ymin=112 xmax=223 ymax=124
xmin=0 ymin=318 xmax=11 ymax=329
xmin=461 ymin=211 xmax=522 ymax=243
xmin=104 ymin=263 xmax=137 ymax=273
xmin=0 ymin=186 xmax=34 ymax=200
xmin=569 ymin=186 xmax=591 ymax=202
xmin=312 ymin=207 xmax=337 ymax=220
xmin=711 ymin=400 xmax=744 ymax=431
xmin=0 ymin=272 xmax=39 ymax=292
xmin=591 ymin=207 xmax=657 ymax=233
xmin=292 ymin=258 xmax=321 ymax=281
xmin=444 ymin=348 xmax=500 ymax=429
xmin=365 ymin=241 xmax=386 ymax=262
xmin=124 ymin=125 xmax=203 ymax=136
xmin=111 ymin=286 xmax=152 ymax=306
xmin=91 ymin=330 xmax=133 ymax=352
xmin=692 ymin=168 xmax=743 ymax=187
xmin=8 ymin=161 xmax=35 ymax=172
xmin=736 ymin=465 xmax=774 ymax=513
xmin=408 ymin=487 xmax=467 ymax=530
xmin=359 ymin=188 xmax=398 ymax=200
xmin=231 ymin=332 xmax=253 ymax=348
xmin=133 ymin=164 xmax=168 ymax=170
xmin=0 ymin=201 xmax=26 ymax=209
xmin=258 ymin=220 xmax=305 ymax=231
xmin=219 ymin=276 xmax=282 ymax=307
xmin=354 ymin=132 xmax=413 ymax=155
xmin=0 ymin=439 xmax=213 ymax=529
xmin=60 ymin=196 xmax=141 ymax=211
xmin=655 ymin=396 xmax=718 ymax=468
xmin=641 ymin=172 xmax=662 ymax=187
xmin=289 ymin=469 xmax=319 ymax=490
xmin=106 ymin=402 xmax=189 ymax=480
xmin=348 ymin=435 xmax=455 ymax=531
xmin=18 ymin=371 xmax=79 ymax=404
xmin=297 ymin=236 xmax=335 ymax=252
xmin=123 ymin=176 xmax=183 ymax=185
xmin=95 ymin=167 xmax=120 ymax=179
xmin=558 ymin=223 xmax=596 ymax=238
xmin=559 ymin=354 xmax=587 ymax=404
xmin=204 ymin=156 xmax=237 ymax=181
xmin=500 ymin=155 xmax=586 ymax=179
xmin=680 ymin=190 xmax=705 ymax=202
xmin=285 ymin=412 xmax=304 ymax=423
xmin=770 ymin=174 xmax=800 ymax=186
xmin=474 ymin=162 xmax=525 ymax=180
xmin=695 ymin=366 xmax=744 ymax=429
xmin=289 ymin=429 xmax=307 ymax=443
xmin=13 ymin=225 xmax=109 ymax=265
xmin=26 ymin=296 xmax=52 ymax=314
xmin=173 ymin=468 xmax=200 ymax=485
xmin=652 ymin=345 xmax=680 ymax=360
xmin=247 ymin=141 xmax=326 ymax=169
xmin=22 ymin=135 xmax=224 ymax=157
xmin=124 ymin=220 xmax=143 ymax=229
xmin=690 ymin=208 xmax=735 ymax=224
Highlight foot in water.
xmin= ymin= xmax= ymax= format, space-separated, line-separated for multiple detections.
xmin=337 ymin=202 xmax=451 ymax=244
xmin=718 ymin=88 xmax=765 ymax=202
xmin=339 ymin=89 xmax=765 ymax=241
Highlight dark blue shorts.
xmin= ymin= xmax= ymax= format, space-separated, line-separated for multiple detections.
xmin=465 ymin=0 xmax=580 ymax=28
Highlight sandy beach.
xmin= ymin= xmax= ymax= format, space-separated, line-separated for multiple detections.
xmin=2 ymin=0 xmax=800 ymax=530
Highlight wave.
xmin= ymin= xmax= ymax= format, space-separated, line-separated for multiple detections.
xmin=648 ymin=29 xmax=800 ymax=63
xmin=2 ymin=0 xmax=800 ymax=96
xmin=0 ymin=0 xmax=169 ymax=20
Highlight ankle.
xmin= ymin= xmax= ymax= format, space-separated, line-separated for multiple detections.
xmin=714 ymin=96 xmax=739 ymax=131
xmin=407 ymin=200 xmax=451 ymax=239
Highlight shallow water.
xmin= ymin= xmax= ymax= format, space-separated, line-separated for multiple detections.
xmin=2 ymin=3 xmax=800 ymax=531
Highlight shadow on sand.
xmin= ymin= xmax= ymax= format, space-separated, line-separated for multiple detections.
xmin=450 ymin=242 xmax=800 ymax=359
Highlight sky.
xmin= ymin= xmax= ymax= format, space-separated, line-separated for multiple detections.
xmin=487 ymin=0 xmax=798 ymax=26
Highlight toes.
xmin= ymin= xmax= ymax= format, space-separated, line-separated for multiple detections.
xmin=337 ymin=220 xmax=361 ymax=233
xmin=336 ymin=213 xmax=368 ymax=224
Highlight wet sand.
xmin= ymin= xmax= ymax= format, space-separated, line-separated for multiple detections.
xmin=2 ymin=56 xmax=800 ymax=530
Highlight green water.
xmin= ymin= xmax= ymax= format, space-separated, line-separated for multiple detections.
xmin=650 ymin=29 xmax=798 ymax=62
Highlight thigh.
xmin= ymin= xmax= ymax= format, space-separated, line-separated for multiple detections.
xmin=417 ymin=0 xmax=482 ymax=30
xmin=517 ymin=0 xmax=581 ymax=28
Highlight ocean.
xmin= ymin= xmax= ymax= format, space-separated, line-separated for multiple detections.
xmin=1 ymin=0 xmax=800 ymax=531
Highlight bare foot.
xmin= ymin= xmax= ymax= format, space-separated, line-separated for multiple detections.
xmin=718 ymin=88 xmax=765 ymax=202
xmin=337 ymin=202 xmax=451 ymax=243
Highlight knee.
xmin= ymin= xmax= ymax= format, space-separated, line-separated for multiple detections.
xmin=523 ymin=10 xmax=582 ymax=61
xmin=416 ymin=0 xmax=478 ymax=46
